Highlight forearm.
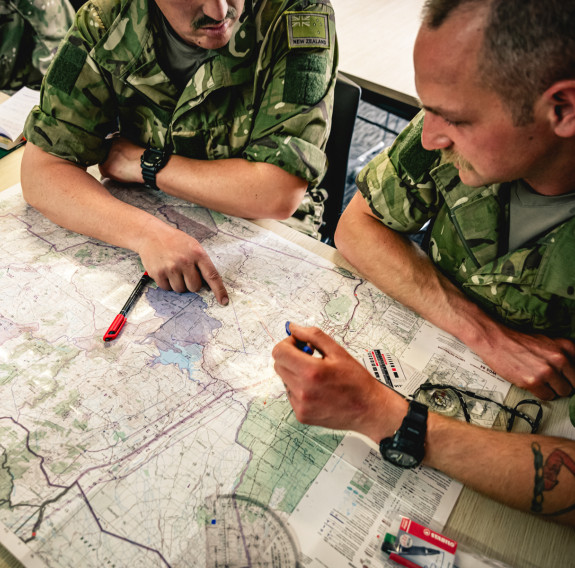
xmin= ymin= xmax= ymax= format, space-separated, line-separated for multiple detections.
xmin=425 ymin=414 xmax=575 ymax=524
xmin=335 ymin=194 xmax=575 ymax=398
xmin=22 ymin=143 xmax=230 ymax=303
xmin=364 ymin=388 xmax=575 ymax=525
xmin=273 ymin=326 xmax=575 ymax=526
xmin=21 ymin=143 xmax=165 ymax=253
xmin=102 ymin=139 xmax=308 ymax=220
xmin=335 ymin=193 xmax=500 ymax=348
xmin=158 ymin=156 xmax=307 ymax=219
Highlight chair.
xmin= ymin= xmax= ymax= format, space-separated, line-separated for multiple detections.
xmin=319 ymin=73 xmax=361 ymax=245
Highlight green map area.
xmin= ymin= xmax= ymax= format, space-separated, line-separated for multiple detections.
xmin=236 ymin=398 xmax=343 ymax=513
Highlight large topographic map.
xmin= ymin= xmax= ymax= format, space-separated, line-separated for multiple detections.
xmin=0 ymin=184 xmax=507 ymax=567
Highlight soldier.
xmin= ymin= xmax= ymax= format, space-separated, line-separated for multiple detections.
xmin=21 ymin=0 xmax=337 ymax=304
xmin=273 ymin=0 xmax=575 ymax=525
xmin=337 ymin=0 xmax=575 ymax=401
xmin=0 ymin=0 xmax=75 ymax=91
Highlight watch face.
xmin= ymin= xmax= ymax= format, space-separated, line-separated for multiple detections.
xmin=385 ymin=448 xmax=419 ymax=468
xmin=143 ymin=149 xmax=164 ymax=168
xmin=380 ymin=401 xmax=427 ymax=469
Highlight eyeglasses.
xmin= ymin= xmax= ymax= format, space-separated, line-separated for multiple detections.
xmin=412 ymin=383 xmax=543 ymax=434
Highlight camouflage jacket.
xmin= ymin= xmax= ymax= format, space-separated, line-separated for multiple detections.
xmin=357 ymin=112 xmax=575 ymax=339
xmin=0 ymin=0 xmax=74 ymax=91
xmin=24 ymin=0 xmax=337 ymax=192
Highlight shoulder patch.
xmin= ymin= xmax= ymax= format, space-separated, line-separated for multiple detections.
xmin=283 ymin=52 xmax=327 ymax=105
xmin=285 ymin=12 xmax=330 ymax=49
xmin=397 ymin=115 xmax=440 ymax=183
xmin=46 ymin=41 xmax=87 ymax=95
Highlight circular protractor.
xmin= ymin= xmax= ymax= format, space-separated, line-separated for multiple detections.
xmin=204 ymin=494 xmax=300 ymax=567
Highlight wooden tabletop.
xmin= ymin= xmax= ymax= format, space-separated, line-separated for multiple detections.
xmin=331 ymin=0 xmax=422 ymax=106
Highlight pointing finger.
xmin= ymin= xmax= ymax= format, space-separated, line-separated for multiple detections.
xmin=196 ymin=257 xmax=229 ymax=306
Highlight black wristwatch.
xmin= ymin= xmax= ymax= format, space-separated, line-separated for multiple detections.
xmin=141 ymin=144 xmax=170 ymax=190
xmin=379 ymin=399 xmax=428 ymax=468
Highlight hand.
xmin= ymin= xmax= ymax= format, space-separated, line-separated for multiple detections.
xmin=272 ymin=324 xmax=407 ymax=442
xmin=99 ymin=137 xmax=144 ymax=184
xmin=137 ymin=224 xmax=229 ymax=305
xmin=474 ymin=328 xmax=575 ymax=400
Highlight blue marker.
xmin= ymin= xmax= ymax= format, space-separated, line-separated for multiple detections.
xmin=285 ymin=321 xmax=313 ymax=355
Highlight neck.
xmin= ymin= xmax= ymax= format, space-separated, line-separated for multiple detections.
xmin=524 ymin=141 xmax=575 ymax=196
xmin=525 ymin=173 xmax=575 ymax=197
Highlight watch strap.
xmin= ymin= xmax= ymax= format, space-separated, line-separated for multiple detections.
xmin=402 ymin=399 xmax=428 ymax=439
xmin=141 ymin=145 xmax=170 ymax=190
xmin=379 ymin=399 xmax=428 ymax=468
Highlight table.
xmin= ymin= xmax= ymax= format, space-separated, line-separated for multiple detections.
xmin=1 ymin=100 xmax=574 ymax=568
xmin=331 ymin=0 xmax=423 ymax=112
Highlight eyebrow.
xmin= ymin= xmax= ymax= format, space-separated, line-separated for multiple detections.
xmin=420 ymin=103 xmax=447 ymax=116
xmin=419 ymin=103 xmax=466 ymax=122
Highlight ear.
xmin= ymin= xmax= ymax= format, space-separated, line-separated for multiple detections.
xmin=542 ymin=80 xmax=575 ymax=137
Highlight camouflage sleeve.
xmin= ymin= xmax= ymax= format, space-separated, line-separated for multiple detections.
xmin=0 ymin=0 xmax=74 ymax=90
xmin=0 ymin=3 xmax=28 ymax=89
xmin=23 ymin=0 xmax=120 ymax=166
xmin=355 ymin=110 xmax=444 ymax=233
xmin=242 ymin=1 xmax=337 ymax=188
xmin=16 ymin=0 xmax=76 ymax=76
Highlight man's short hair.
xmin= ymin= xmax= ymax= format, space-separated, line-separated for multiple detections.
xmin=422 ymin=0 xmax=575 ymax=126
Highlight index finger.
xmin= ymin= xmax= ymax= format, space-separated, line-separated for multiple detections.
xmin=195 ymin=257 xmax=229 ymax=306
xmin=272 ymin=336 xmax=314 ymax=361
xmin=272 ymin=338 xmax=321 ymax=386
xmin=286 ymin=323 xmax=343 ymax=357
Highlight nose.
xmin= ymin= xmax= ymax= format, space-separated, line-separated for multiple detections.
xmin=421 ymin=112 xmax=452 ymax=151
xmin=203 ymin=0 xmax=229 ymax=21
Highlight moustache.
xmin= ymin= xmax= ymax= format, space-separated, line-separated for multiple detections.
xmin=441 ymin=149 xmax=474 ymax=172
xmin=194 ymin=8 xmax=237 ymax=29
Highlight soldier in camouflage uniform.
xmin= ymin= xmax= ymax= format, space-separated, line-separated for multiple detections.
xmin=22 ymin=0 xmax=337 ymax=304
xmin=0 ymin=0 xmax=75 ymax=91
xmin=337 ymin=8 xmax=575 ymax=402
xmin=355 ymin=111 xmax=575 ymax=342
xmin=274 ymin=0 xmax=575 ymax=526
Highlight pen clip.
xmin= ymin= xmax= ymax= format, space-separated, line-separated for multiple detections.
xmin=103 ymin=314 xmax=127 ymax=342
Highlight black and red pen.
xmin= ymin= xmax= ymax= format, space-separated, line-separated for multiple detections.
xmin=103 ymin=272 xmax=152 ymax=341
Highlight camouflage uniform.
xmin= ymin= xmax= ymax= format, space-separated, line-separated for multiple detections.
xmin=357 ymin=111 xmax=575 ymax=339
xmin=24 ymin=0 xmax=337 ymax=237
xmin=0 ymin=0 xmax=75 ymax=91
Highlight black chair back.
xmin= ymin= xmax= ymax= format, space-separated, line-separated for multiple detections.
xmin=320 ymin=74 xmax=361 ymax=245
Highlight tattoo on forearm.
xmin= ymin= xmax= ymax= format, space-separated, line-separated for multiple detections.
xmin=531 ymin=442 xmax=575 ymax=516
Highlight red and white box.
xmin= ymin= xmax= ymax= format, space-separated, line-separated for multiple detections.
xmin=389 ymin=517 xmax=458 ymax=568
